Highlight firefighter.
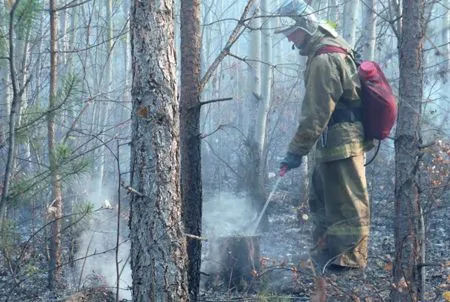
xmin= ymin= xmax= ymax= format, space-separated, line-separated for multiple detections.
xmin=275 ymin=0 xmax=373 ymax=272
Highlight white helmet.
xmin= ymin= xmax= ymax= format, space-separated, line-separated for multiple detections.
xmin=274 ymin=0 xmax=337 ymax=37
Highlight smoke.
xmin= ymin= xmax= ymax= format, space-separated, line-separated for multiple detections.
xmin=203 ymin=191 xmax=256 ymax=237
xmin=201 ymin=191 xmax=257 ymax=280
xmin=76 ymin=191 xmax=258 ymax=296
xmin=75 ymin=198 xmax=131 ymax=300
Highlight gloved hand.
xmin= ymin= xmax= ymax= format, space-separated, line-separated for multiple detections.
xmin=280 ymin=152 xmax=303 ymax=171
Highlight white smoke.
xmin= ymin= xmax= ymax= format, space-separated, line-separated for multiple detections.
xmin=203 ymin=191 xmax=257 ymax=237
xmin=201 ymin=191 xmax=258 ymax=282
xmin=76 ymin=199 xmax=131 ymax=300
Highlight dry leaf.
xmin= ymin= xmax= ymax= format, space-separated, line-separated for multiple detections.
xmin=443 ymin=291 xmax=450 ymax=302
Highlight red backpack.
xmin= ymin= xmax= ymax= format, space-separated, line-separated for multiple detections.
xmin=315 ymin=46 xmax=397 ymax=140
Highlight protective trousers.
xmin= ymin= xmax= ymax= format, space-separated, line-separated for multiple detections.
xmin=309 ymin=154 xmax=370 ymax=269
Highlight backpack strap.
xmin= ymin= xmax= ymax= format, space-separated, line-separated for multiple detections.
xmin=315 ymin=45 xmax=348 ymax=56
xmin=315 ymin=46 xmax=363 ymax=126
xmin=315 ymin=45 xmax=361 ymax=66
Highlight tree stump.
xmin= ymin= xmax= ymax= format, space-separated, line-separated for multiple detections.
xmin=216 ymin=235 xmax=260 ymax=291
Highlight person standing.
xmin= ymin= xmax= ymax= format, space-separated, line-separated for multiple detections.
xmin=275 ymin=0 xmax=373 ymax=272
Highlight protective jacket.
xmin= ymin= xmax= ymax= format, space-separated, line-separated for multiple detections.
xmin=288 ymin=31 xmax=372 ymax=162
xmin=286 ymin=30 xmax=372 ymax=270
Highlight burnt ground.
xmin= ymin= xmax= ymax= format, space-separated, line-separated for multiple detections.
xmin=0 ymin=187 xmax=448 ymax=301
xmin=200 ymin=188 xmax=450 ymax=302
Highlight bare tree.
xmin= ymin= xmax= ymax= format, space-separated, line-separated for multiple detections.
xmin=391 ymin=0 xmax=425 ymax=300
xmin=129 ymin=0 xmax=189 ymax=300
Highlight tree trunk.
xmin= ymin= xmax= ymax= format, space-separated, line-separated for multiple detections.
xmin=216 ymin=235 xmax=260 ymax=290
xmin=15 ymin=14 xmax=32 ymax=174
xmin=129 ymin=0 xmax=189 ymax=300
xmin=121 ymin=0 xmax=131 ymax=121
xmin=361 ymin=0 xmax=377 ymax=61
xmin=0 ymin=63 xmax=9 ymax=145
xmin=253 ymin=0 xmax=274 ymax=231
xmin=243 ymin=3 xmax=266 ymax=226
xmin=258 ymin=0 xmax=272 ymax=165
xmin=442 ymin=0 xmax=450 ymax=97
xmin=342 ymin=0 xmax=359 ymax=47
xmin=327 ymin=0 xmax=338 ymax=24
xmin=95 ymin=0 xmax=114 ymax=198
xmin=0 ymin=2 xmax=21 ymax=216
xmin=180 ymin=0 xmax=202 ymax=300
xmin=48 ymin=0 xmax=63 ymax=288
xmin=391 ymin=1 xmax=425 ymax=301
xmin=0 ymin=4 xmax=10 ymax=149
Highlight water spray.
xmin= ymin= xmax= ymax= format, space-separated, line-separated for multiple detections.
xmin=250 ymin=166 xmax=288 ymax=235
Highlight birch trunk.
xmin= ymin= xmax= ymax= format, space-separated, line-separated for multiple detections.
xmin=443 ymin=0 xmax=450 ymax=98
xmin=361 ymin=0 xmax=377 ymax=61
xmin=253 ymin=0 xmax=273 ymax=230
xmin=180 ymin=0 xmax=202 ymax=300
xmin=342 ymin=0 xmax=359 ymax=47
xmin=391 ymin=1 xmax=425 ymax=300
xmin=258 ymin=0 xmax=272 ymax=167
xmin=48 ymin=0 xmax=63 ymax=288
xmin=122 ymin=0 xmax=130 ymax=119
xmin=246 ymin=3 xmax=261 ymax=146
xmin=96 ymin=0 xmax=114 ymax=197
xmin=327 ymin=0 xmax=338 ymax=24
xmin=130 ymin=0 xmax=188 ymax=299
xmin=15 ymin=13 xmax=32 ymax=173
xmin=243 ymin=3 xmax=261 ymax=197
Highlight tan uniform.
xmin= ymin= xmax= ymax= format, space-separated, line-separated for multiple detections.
xmin=287 ymin=31 xmax=372 ymax=269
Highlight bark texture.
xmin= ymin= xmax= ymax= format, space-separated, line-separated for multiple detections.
xmin=130 ymin=0 xmax=188 ymax=300
xmin=180 ymin=0 xmax=202 ymax=300
xmin=244 ymin=3 xmax=268 ymax=231
xmin=48 ymin=0 xmax=63 ymax=288
xmin=342 ymin=0 xmax=359 ymax=47
xmin=391 ymin=1 xmax=425 ymax=301
xmin=0 ymin=4 xmax=8 ymax=144
xmin=361 ymin=0 xmax=377 ymax=61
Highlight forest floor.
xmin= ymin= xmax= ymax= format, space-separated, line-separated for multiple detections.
xmin=200 ymin=188 xmax=450 ymax=302
xmin=0 ymin=186 xmax=448 ymax=301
